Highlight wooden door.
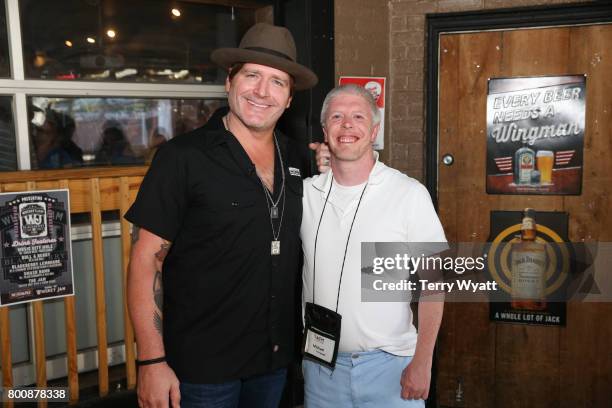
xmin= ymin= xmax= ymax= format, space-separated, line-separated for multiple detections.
xmin=435 ymin=24 xmax=612 ymax=408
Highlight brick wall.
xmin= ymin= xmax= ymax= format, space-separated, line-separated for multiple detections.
xmin=334 ymin=0 xmax=390 ymax=162
xmin=335 ymin=0 xmax=584 ymax=181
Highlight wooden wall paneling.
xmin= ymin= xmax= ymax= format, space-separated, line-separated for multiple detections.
xmin=0 ymin=185 xmax=14 ymax=408
xmin=23 ymin=181 xmax=48 ymax=408
xmin=63 ymin=296 xmax=79 ymax=404
xmin=453 ymin=32 xmax=502 ymax=408
xmin=434 ymin=12 xmax=612 ymax=408
xmin=0 ymin=183 xmax=27 ymax=193
xmin=501 ymin=27 xmax=571 ymax=76
xmin=564 ymin=24 xmax=612 ymax=240
xmin=119 ymin=177 xmax=136 ymax=389
xmin=0 ymin=168 xmax=147 ymax=403
xmin=435 ymin=31 xmax=504 ymax=408
xmin=56 ymin=180 xmax=88 ymax=214
xmin=0 ymin=307 xmax=12 ymax=408
xmin=491 ymin=27 xmax=576 ymax=408
xmin=438 ymin=34 xmax=460 ymax=242
xmin=57 ymin=179 xmax=79 ymax=404
xmin=436 ymin=33 xmax=459 ymax=408
xmin=32 ymin=301 xmax=47 ymax=408
xmin=495 ymin=324 xmax=561 ymax=408
xmin=559 ymin=24 xmax=612 ymax=408
xmin=497 ymin=27 xmax=568 ymax=213
xmin=455 ymin=32 xmax=503 ymax=241
xmin=99 ymin=178 xmax=121 ymax=211
xmin=89 ymin=178 xmax=109 ymax=396
xmin=0 ymin=167 xmax=147 ymax=214
xmin=0 ymin=167 xmax=146 ymax=184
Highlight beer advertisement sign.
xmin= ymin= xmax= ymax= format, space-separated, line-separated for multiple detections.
xmin=486 ymin=75 xmax=585 ymax=195
xmin=339 ymin=76 xmax=386 ymax=150
xmin=0 ymin=190 xmax=74 ymax=306
xmin=486 ymin=211 xmax=569 ymax=326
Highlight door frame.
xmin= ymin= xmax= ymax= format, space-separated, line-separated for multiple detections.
xmin=425 ymin=2 xmax=612 ymax=207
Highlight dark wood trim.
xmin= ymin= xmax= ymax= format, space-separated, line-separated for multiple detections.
xmin=0 ymin=166 xmax=147 ymax=183
xmin=425 ymin=2 xmax=612 ymax=208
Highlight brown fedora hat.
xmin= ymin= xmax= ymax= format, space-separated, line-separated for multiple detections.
xmin=211 ymin=23 xmax=318 ymax=91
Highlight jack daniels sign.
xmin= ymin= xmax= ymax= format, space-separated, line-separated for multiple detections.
xmin=486 ymin=75 xmax=585 ymax=195
xmin=0 ymin=190 xmax=74 ymax=306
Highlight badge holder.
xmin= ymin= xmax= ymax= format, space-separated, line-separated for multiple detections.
xmin=302 ymin=302 xmax=341 ymax=369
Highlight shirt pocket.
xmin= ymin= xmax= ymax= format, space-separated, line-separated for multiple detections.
xmin=286 ymin=176 xmax=303 ymax=198
xmin=199 ymin=175 xmax=259 ymax=212
xmin=207 ymin=191 xmax=257 ymax=212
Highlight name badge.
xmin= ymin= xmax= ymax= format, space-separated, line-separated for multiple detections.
xmin=302 ymin=302 xmax=341 ymax=368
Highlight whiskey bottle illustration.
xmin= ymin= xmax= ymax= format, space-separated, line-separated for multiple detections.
xmin=514 ymin=146 xmax=535 ymax=185
xmin=511 ymin=208 xmax=547 ymax=310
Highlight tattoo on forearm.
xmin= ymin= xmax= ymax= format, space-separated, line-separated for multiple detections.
xmin=153 ymin=270 xmax=163 ymax=335
xmin=155 ymin=240 xmax=171 ymax=263
xmin=131 ymin=225 xmax=141 ymax=245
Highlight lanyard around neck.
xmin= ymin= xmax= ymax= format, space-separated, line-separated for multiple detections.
xmin=312 ymin=176 xmax=368 ymax=313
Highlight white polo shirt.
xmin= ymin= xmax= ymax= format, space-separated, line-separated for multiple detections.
xmin=301 ymin=156 xmax=446 ymax=356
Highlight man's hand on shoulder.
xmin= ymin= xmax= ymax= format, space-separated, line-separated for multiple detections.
xmin=137 ymin=362 xmax=180 ymax=408
xmin=400 ymin=355 xmax=432 ymax=401
xmin=309 ymin=142 xmax=331 ymax=173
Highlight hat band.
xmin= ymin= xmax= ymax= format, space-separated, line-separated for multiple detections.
xmin=243 ymin=46 xmax=294 ymax=62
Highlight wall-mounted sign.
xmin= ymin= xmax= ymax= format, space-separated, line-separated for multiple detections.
xmin=0 ymin=190 xmax=74 ymax=306
xmin=486 ymin=75 xmax=585 ymax=195
xmin=339 ymin=76 xmax=386 ymax=150
xmin=486 ymin=211 xmax=569 ymax=326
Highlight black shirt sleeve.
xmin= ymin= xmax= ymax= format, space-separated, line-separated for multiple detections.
xmin=125 ymin=141 xmax=188 ymax=241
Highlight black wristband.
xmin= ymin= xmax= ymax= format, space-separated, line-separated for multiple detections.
xmin=136 ymin=356 xmax=166 ymax=367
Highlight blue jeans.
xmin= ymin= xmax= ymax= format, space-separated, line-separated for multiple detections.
xmin=303 ymin=350 xmax=425 ymax=408
xmin=179 ymin=368 xmax=287 ymax=408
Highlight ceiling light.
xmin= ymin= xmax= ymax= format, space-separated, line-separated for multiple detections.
xmin=33 ymin=53 xmax=46 ymax=68
xmin=171 ymin=8 xmax=181 ymax=17
xmin=86 ymin=37 xmax=95 ymax=44
xmin=65 ymin=40 xmax=73 ymax=47
xmin=106 ymin=29 xmax=116 ymax=38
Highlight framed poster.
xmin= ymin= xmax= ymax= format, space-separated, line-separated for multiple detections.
xmin=339 ymin=76 xmax=386 ymax=150
xmin=486 ymin=210 xmax=569 ymax=326
xmin=486 ymin=75 xmax=585 ymax=195
xmin=0 ymin=190 xmax=74 ymax=306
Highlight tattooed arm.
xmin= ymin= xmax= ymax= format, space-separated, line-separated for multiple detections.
xmin=127 ymin=226 xmax=179 ymax=408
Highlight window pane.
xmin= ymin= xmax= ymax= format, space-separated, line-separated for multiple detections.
xmin=20 ymin=0 xmax=271 ymax=83
xmin=27 ymin=96 xmax=226 ymax=169
xmin=0 ymin=96 xmax=17 ymax=171
xmin=0 ymin=0 xmax=9 ymax=77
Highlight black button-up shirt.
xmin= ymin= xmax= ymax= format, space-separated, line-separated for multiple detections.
xmin=125 ymin=111 xmax=306 ymax=383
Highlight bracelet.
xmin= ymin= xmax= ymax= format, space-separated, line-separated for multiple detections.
xmin=136 ymin=356 xmax=166 ymax=367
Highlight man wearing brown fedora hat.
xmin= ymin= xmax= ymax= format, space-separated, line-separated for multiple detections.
xmin=125 ymin=23 xmax=317 ymax=408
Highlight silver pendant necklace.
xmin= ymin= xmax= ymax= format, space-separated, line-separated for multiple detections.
xmin=223 ymin=115 xmax=285 ymax=254
xmin=258 ymin=134 xmax=285 ymax=254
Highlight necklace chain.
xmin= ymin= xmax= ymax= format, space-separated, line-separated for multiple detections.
xmin=258 ymin=134 xmax=285 ymax=241
xmin=257 ymin=137 xmax=285 ymax=208
xmin=224 ymin=115 xmax=285 ymax=251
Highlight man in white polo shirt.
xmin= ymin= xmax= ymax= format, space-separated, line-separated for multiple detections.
xmin=301 ymin=84 xmax=446 ymax=407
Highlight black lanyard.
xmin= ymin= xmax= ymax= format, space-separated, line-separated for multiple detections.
xmin=312 ymin=176 xmax=368 ymax=313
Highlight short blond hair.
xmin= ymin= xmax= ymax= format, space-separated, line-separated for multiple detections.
xmin=320 ymin=84 xmax=381 ymax=127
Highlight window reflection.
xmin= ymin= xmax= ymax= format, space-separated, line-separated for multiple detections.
xmin=0 ymin=96 xmax=17 ymax=171
xmin=0 ymin=0 xmax=9 ymax=77
xmin=20 ymin=0 xmax=271 ymax=83
xmin=28 ymin=97 xmax=225 ymax=169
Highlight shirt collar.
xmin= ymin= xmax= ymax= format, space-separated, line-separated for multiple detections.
xmin=203 ymin=107 xmax=288 ymax=155
xmin=312 ymin=151 xmax=385 ymax=193
xmin=211 ymin=111 xmax=289 ymax=181
xmin=197 ymin=107 xmax=229 ymax=147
